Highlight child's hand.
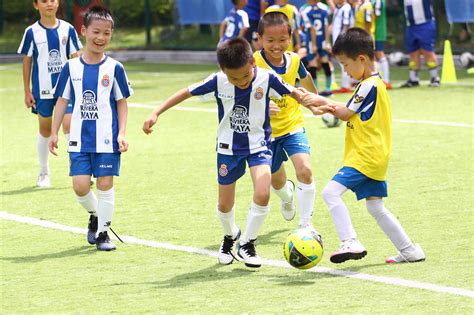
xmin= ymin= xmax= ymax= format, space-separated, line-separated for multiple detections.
xmin=324 ymin=42 xmax=332 ymax=53
xmin=306 ymin=104 xmax=336 ymax=116
xmin=302 ymin=92 xmax=329 ymax=107
xmin=269 ymin=100 xmax=280 ymax=116
xmin=117 ymin=134 xmax=128 ymax=152
xmin=25 ymin=92 xmax=36 ymax=109
xmin=143 ymin=114 xmax=158 ymax=134
xmin=48 ymin=134 xmax=59 ymax=156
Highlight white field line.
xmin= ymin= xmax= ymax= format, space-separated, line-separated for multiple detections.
xmin=129 ymin=103 xmax=474 ymax=128
xmin=1 ymin=210 xmax=473 ymax=298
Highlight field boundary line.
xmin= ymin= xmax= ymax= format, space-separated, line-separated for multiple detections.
xmin=128 ymin=103 xmax=474 ymax=128
xmin=1 ymin=210 xmax=473 ymax=298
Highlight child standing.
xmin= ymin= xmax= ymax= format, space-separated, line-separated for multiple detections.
xmin=302 ymin=28 xmax=425 ymax=264
xmin=254 ymin=12 xmax=319 ymax=231
xmin=49 ymin=6 xmax=133 ymax=251
xmin=219 ymin=0 xmax=250 ymax=45
xmin=18 ymin=0 xmax=82 ymax=188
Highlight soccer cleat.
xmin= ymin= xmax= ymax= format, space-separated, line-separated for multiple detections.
xmin=37 ymin=173 xmax=51 ymax=188
xmin=385 ymin=243 xmax=425 ymax=264
xmin=217 ymin=229 xmax=241 ymax=265
xmin=237 ymin=239 xmax=262 ymax=268
xmin=428 ymin=77 xmax=441 ymax=87
xmin=87 ymin=215 xmax=98 ymax=245
xmin=384 ymin=81 xmax=393 ymax=90
xmin=280 ymin=180 xmax=296 ymax=221
xmin=400 ymin=80 xmax=420 ymax=88
xmin=330 ymin=239 xmax=367 ymax=264
xmin=95 ymin=231 xmax=116 ymax=251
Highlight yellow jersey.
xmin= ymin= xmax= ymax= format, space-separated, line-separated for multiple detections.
xmin=343 ymin=73 xmax=391 ymax=180
xmin=354 ymin=1 xmax=375 ymax=38
xmin=265 ymin=4 xmax=299 ymax=51
xmin=254 ymin=50 xmax=304 ymax=138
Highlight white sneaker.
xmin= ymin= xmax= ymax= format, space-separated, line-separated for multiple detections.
xmin=217 ymin=229 xmax=240 ymax=265
xmin=330 ymin=239 xmax=367 ymax=264
xmin=37 ymin=174 xmax=51 ymax=188
xmin=237 ymin=239 xmax=262 ymax=268
xmin=386 ymin=243 xmax=425 ymax=264
xmin=280 ymin=180 xmax=296 ymax=221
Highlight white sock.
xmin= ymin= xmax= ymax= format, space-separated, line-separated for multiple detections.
xmin=216 ymin=206 xmax=239 ymax=238
xmin=37 ymin=134 xmax=50 ymax=175
xmin=409 ymin=70 xmax=419 ymax=82
xmin=297 ymin=181 xmax=315 ymax=227
xmin=379 ymin=57 xmax=390 ymax=82
xmin=240 ymin=202 xmax=269 ymax=244
xmin=366 ymin=199 xmax=413 ymax=251
xmin=96 ymin=187 xmax=115 ymax=236
xmin=429 ymin=66 xmax=439 ymax=79
xmin=75 ymin=189 xmax=98 ymax=216
xmin=340 ymin=64 xmax=350 ymax=88
xmin=322 ymin=180 xmax=356 ymax=241
xmin=272 ymin=181 xmax=293 ymax=203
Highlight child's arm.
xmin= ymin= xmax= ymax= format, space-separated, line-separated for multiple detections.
xmin=302 ymin=91 xmax=354 ymax=120
xmin=70 ymin=52 xmax=80 ymax=58
xmin=48 ymin=97 xmax=68 ymax=156
xmin=143 ymin=88 xmax=192 ymax=134
xmin=117 ymin=98 xmax=128 ymax=152
xmin=22 ymin=56 xmax=35 ymax=109
xmin=219 ymin=20 xmax=227 ymax=40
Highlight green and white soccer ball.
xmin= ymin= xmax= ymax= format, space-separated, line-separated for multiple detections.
xmin=283 ymin=228 xmax=323 ymax=270
xmin=321 ymin=113 xmax=342 ymax=128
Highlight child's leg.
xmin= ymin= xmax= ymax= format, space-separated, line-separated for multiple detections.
xmin=217 ymin=183 xmax=239 ymax=239
xmin=290 ymin=153 xmax=315 ymax=228
xmin=321 ymin=180 xmax=356 ymax=241
xmin=62 ymin=113 xmax=71 ymax=141
xmin=73 ymin=175 xmax=97 ymax=216
xmin=96 ymin=176 xmax=115 ymax=236
xmin=37 ymin=115 xmax=52 ymax=176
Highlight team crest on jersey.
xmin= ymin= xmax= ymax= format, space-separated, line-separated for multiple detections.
xmin=101 ymin=74 xmax=110 ymax=87
xmin=61 ymin=36 xmax=67 ymax=46
xmin=230 ymin=105 xmax=250 ymax=133
xmin=354 ymin=94 xmax=364 ymax=103
xmin=219 ymin=164 xmax=228 ymax=177
xmin=254 ymin=87 xmax=264 ymax=100
xmin=47 ymin=49 xmax=62 ymax=74
xmin=81 ymin=90 xmax=99 ymax=120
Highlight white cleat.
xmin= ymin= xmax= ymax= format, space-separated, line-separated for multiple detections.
xmin=217 ymin=229 xmax=241 ymax=265
xmin=280 ymin=180 xmax=296 ymax=221
xmin=237 ymin=239 xmax=262 ymax=268
xmin=385 ymin=243 xmax=425 ymax=264
xmin=37 ymin=174 xmax=51 ymax=188
xmin=330 ymin=239 xmax=367 ymax=264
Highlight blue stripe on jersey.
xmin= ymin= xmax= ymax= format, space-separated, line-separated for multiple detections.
xmin=114 ymin=63 xmax=131 ymax=98
xmin=298 ymin=61 xmax=308 ymax=78
xmin=32 ymin=42 xmax=39 ymax=99
xmin=45 ymin=27 xmax=60 ymax=90
xmin=109 ymin=92 xmax=119 ymax=152
xmin=268 ymin=72 xmax=292 ymax=96
xmin=190 ymin=75 xmax=217 ymax=96
xmin=68 ymin=26 xmax=80 ymax=56
xmin=19 ymin=29 xmax=34 ymax=55
xmin=263 ymin=88 xmax=272 ymax=145
xmin=422 ymin=0 xmax=432 ymax=21
xmin=231 ymin=86 xmax=251 ymax=155
xmin=81 ymin=64 xmax=99 ymax=152
xmin=359 ymin=86 xmax=377 ymax=121
xmin=406 ymin=5 xmax=415 ymax=26
xmin=54 ymin=62 xmax=70 ymax=98
xmin=216 ymin=96 xmax=224 ymax=124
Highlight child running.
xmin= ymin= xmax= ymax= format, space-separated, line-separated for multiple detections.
xmin=302 ymin=28 xmax=425 ymax=264
xmin=49 ymin=6 xmax=133 ymax=251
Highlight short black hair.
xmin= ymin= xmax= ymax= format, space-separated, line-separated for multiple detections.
xmin=257 ymin=12 xmax=292 ymax=36
xmin=332 ymin=28 xmax=374 ymax=60
xmin=216 ymin=37 xmax=253 ymax=70
xmin=84 ymin=6 xmax=114 ymax=28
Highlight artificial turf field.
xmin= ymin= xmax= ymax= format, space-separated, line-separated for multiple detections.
xmin=1 ymin=62 xmax=473 ymax=313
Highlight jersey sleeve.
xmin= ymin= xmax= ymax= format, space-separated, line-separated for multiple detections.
xmin=188 ymin=73 xmax=218 ymax=97
xmin=54 ymin=62 xmax=71 ymax=100
xmin=297 ymin=60 xmax=308 ymax=79
xmin=268 ymin=72 xmax=294 ymax=99
xmin=239 ymin=10 xmax=250 ymax=28
xmin=346 ymin=81 xmax=377 ymax=115
xmin=365 ymin=5 xmax=373 ymax=23
xmin=113 ymin=63 xmax=134 ymax=100
xmin=300 ymin=9 xmax=312 ymax=30
xmin=68 ymin=26 xmax=83 ymax=54
xmin=17 ymin=28 xmax=34 ymax=56
xmin=342 ymin=7 xmax=351 ymax=26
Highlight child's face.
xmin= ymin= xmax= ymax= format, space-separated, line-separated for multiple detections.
xmin=336 ymin=53 xmax=366 ymax=81
xmin=81 ymin=19 xmax=113 ymax=54
xmin=222 ymin=61 xmax=255 ymax=89
xmin=258 ymin=25 xmax=291 ymax=61
xmin=34 ymin=0 xmax=59 ymax=18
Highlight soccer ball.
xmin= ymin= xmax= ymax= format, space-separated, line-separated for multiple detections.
xmin=389 ymin=51 xmax=405 ymax=66
xmin=460 ymin=52 xmax=473 ymax=69
xmin=321 ymin=113 xmax=342 ymax=128
xmin=283 ymin=228 xmax=323 ymax=270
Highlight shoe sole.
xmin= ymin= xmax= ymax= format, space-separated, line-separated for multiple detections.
xmin=330 ymin=250 xmax=367 ymax=264
xmin=96 ymin=246 xmax=116 ymax=251
xmin=386 ymin=257 xmax=426 ymax=264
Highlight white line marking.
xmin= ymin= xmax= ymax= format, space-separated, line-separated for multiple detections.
xmin=128 ymin=103 xmax=474 ymax=128
xmin=1 ymin=210 xmax=473 ymax=298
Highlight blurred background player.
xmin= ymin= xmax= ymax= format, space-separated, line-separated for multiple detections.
xmin=354 ymin=0 xmax=375 ymax=37
xmin=219 ymin=0 xmax=250 ymax=45
xmin=301 ymin=0 xmax=333 ymax=96
xmin=372 ymin=0 xmax=391 ymax=89
xmin=265 ymin=0 xmax=302 ymax=52
xmin=401 ymin=0 xmax=440 ymax=88
xmin=49 ymin=6 xmax=133 ymax=251
xmin=18 ymin=0 xmax=82 ymax=188
xmin=255 ymin=12 xmax=322 ymax=231
xmin=243 ymin=0 xmax=274 ymax=45
xmin=330 ymin=0 xmax=354 ymax=93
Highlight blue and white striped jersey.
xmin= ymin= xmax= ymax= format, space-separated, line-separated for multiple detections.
xmin=404 ymin=0 xmax=434 ymax=26
xmin=54 ymin=56 xmax=133 ymax=153
xmin=331 ymin=3 xmax=354 ymax=44
xmin=18 ymin=20 xmax=82 ymax=100
xmin=188 ymin=68 xmax=294 ymax=156
xmin=300 ymin=3 xmax=330 ymax=43
xmin=222 ymin=8 xmax=250 ymax=42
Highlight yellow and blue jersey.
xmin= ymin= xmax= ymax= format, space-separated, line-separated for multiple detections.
xmin=354 ymin=0 xmax=375 ymax=37
xmin=343 ymin=73 xmax=391 ymax=180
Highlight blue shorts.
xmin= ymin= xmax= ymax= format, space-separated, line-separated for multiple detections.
xmin=307 ymin=39 xmax=328 ymax=60
xmin=32 ymin=98 xmax=72 ymax=116
xmin=69 ymin=152 xmax=121 ymax=178
xmin=217 ymin=150 xmax=272 ymax=185
xmin=271 ymin=131 xmax=310 ymax=173
xmin=375 ymin=41 xmax=384 ymax=52
xmin=66 ymin=103 xmax=73 ymax=114
xmin=332 ymin=166 xmax=388 ymax=200
xmin=405 ymin=21 xmax=436 ymax=53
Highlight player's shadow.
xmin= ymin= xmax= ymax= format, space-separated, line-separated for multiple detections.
xmin=267 ymin=270 xmax=339 ymax=286
xmin=339 ymin=262 xmax=393 ymax=272
xmin=0 ymin=245 xmax=94 ymax=263
xmin=0 ymin=186 xmax=68 ymax=196
xmin=202 ymin=228 xmax=287 ymax=251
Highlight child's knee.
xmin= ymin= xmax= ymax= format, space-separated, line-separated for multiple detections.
xmin=295 ymin=165 xmax=313 ymax=183
xmin=96 ymin=177 xmax=113 ymax=191
xmin=73 ymin=181 xmax=91 ymax=196
xmin=254 ymin=189 xmax=270 ymax=206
